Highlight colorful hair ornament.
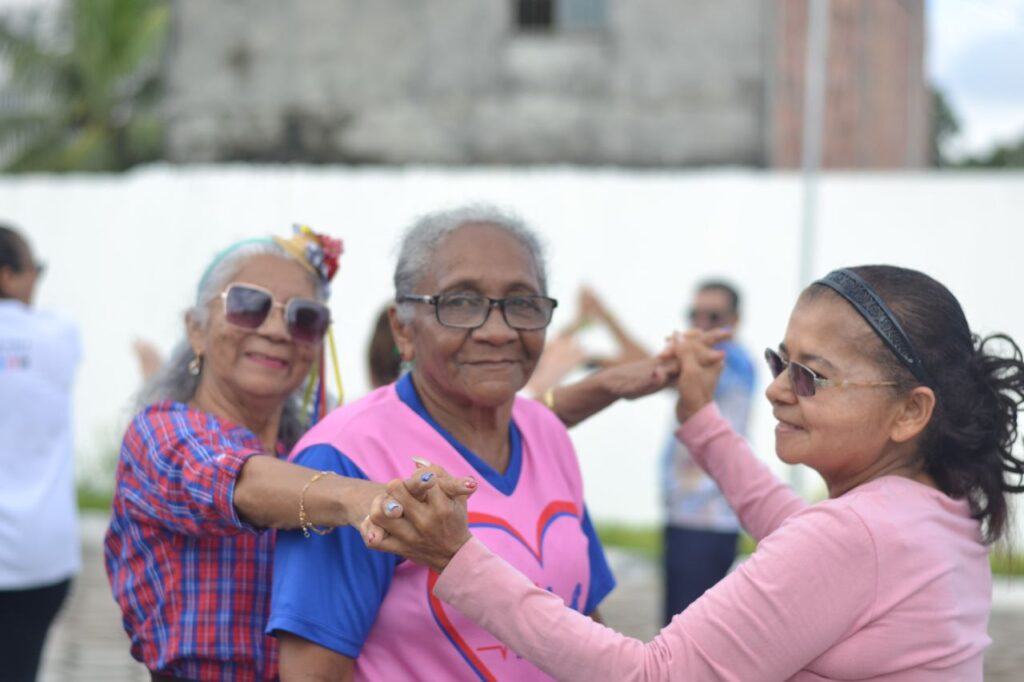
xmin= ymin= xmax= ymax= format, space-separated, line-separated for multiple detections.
xmin=273 ymin=223 xmax=345 ymax=426
xmin=272 ymin=224 xmax=344 ymax=286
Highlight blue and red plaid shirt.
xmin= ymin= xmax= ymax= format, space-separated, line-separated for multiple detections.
xmin=104 ymin=401 xmax=282 ymax=681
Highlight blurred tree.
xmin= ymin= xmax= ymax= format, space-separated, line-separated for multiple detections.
xmin=0 ymin=0 xmax=168 ymax=172
xmin=929 ymin=86 xmax=960 ymax=168
xmin=956 ymin=136 xmax=1024 ymax=168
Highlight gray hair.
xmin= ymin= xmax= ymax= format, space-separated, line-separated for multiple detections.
xmin=137 ymin=240 xmax=326 ymax=448
xmin=393 ymin=204 xmax=548 ymax=323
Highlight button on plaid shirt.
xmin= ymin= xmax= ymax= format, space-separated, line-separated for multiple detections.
xmin=105 ymin=401 xmax=281 ymax=681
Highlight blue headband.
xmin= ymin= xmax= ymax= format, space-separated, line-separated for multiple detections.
xmin=814 ymin=268 xmax=930 ymax=384
xmin=195 ymin=238 xmax=275 ymax=306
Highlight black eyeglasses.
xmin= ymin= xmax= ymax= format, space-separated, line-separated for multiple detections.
xmin=221 ymin=283 xmax=331 ymax=345
xmin=397 ymin=293 xmax=558 ymax=331
xmin=764 ymin=348 xmax=896 ymax=397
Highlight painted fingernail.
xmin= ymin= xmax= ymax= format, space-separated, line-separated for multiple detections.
xmin=412 ymin=457 xmax=432 ymax=468
xmin=368 ymin=531 xmax=377 ymax=543
xmin=420 ymin=472 xmax=435 ymax=483
xmin=386 ymin=501 xmax=401 ymax=514
xmin=464 ymin=478 xmax=477 ymax=489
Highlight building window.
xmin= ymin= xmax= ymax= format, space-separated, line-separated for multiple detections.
xmin=516 ymin=0 xmax=607 ymax=31
xmin=517 ymin=0 xmax=554 ymax=29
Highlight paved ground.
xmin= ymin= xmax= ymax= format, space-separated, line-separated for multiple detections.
xmin=39 ymin=512 xmax=1024 ymax=680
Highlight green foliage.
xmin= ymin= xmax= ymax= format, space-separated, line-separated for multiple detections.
xmin=955 ymin=137 xmax=1024 ymax=169
xmin=595 ymin=522 xmax=758 ymax=560
xmin=77 ymin=485 xmax=113 ymax=512
xmin=929 ymin=86 xmax=961 ymax=168
xmin=0 ymin=0 xmax=169 ymax=172
xmin=595 ymin=523 xmax=662 ymax=557
xmin=991 ymin=550 xmax=1024 ymax=577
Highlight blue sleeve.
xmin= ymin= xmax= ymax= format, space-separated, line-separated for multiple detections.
xmin=267 ymin=444 xmax=398 ymax=657
xmin=581 ymin=505 xmax=616 ymax=614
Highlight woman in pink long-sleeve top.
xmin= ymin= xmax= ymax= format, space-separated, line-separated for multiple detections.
xmin=365 ymin=265 xmax=1024 ymax=681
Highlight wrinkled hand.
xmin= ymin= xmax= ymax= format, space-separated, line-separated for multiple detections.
xmin=663 ymin=329 xmax=732 ymax=422
xmin=600 ymin=356 xmax=680 ymax=400
xmin=360 ymin=461 xmax=476 ymax=572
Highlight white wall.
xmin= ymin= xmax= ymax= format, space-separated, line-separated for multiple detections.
xmin=3 ymin=166 xmax=1022 ymax=524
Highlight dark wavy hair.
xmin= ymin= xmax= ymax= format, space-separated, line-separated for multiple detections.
xmin=809 ymin=265 xmax=1024 ymax=543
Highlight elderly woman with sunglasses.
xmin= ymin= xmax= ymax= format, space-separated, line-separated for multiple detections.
xmin=267 ymin=205 xmax=676 ymax=681
xmin=104 ymin=228 xmax=472 ymax=682
xmin=367 ymin=265 xmax=1024 ymax=681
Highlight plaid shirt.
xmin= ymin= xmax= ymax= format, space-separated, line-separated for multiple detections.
xmin=104 ymin=401 xmax=281 ymax=681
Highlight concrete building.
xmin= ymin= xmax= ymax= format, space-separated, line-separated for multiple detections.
xmin=163 ymin=0 xmax=927 ymax=168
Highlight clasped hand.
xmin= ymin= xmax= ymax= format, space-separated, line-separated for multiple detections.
xmin=359 ymin=328 xmax=732 ymax=571
xmin=360 ymin=461 xmax=477 ymax=573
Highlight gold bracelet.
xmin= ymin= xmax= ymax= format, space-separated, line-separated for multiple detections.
xmin=298 ymin=470 xmax=337 ymax=538
xmin=542 ymin=388 xmax=556 ymax=411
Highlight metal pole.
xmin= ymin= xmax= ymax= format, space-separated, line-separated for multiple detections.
xmin=799 ymin=0 xmax=829 ymax=288
xmin=792 ymin=0 xmax=830 ymax=495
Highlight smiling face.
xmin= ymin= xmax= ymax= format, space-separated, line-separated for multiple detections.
xmin=766 ymin=292 xmax=917 ymax=492
xmin=395 ymin=223 xmax=546 ymax=411
xmin=188 ymin=254 xmax=320 ymax=410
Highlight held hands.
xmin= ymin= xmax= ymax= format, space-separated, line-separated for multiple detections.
xmin=360 ymin=461 xmax=476 ymax=573
xmin=660 ymin=328 xmax=732 ymax=423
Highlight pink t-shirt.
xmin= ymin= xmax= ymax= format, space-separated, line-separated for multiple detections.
xmin=435 ymin=403 xmax=991 ymax=681
xmin=270 ymin=376 xmax=613 ymax=681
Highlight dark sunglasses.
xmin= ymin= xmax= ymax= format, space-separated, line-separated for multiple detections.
xmin=688 ymin=308 xmax=728 ymax=326
xmin=221 ymin=283 xmax=330 ymax=345
xmin=764 ymin=347 xmax=896 ymax=397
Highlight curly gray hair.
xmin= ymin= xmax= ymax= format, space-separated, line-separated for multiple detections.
xmin=393 ymin=204 xmax=548 ymax=323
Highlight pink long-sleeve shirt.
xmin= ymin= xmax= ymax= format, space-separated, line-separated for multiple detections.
xmin=434 ymin=403 xmax=991 ymax=681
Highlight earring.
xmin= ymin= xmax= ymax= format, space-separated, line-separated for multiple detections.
xmin=188 ymin=354 xmax=203 ymax=376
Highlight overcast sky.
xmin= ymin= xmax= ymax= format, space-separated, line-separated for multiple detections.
xmin=928 ymin=0 xmax=1024 ymax=156
xmin=1 ymin=0 xmax=1022 ymax=158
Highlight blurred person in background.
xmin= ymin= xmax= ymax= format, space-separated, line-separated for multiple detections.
xmin=269 ymin=205 xmax=677 ymax=681
xmin=369 ymin=264 xmax=1022 ymax=680
xmin=0 ymin=225 xmax=80 ymax=682
xmin=104 ymin=227 xmax=471 ymax=682
xmin=661 ymin=280 xmax=755 ymax=622
xmin=366 ymin=305 xmax=402 ymax=388
xmin=556 ymin=281 xmax=756 ymax=621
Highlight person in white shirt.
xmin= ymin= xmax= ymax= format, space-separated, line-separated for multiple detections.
xmin=0 ymin=224 xmax=81 ymax=682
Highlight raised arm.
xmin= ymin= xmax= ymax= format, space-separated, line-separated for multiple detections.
xmin=669 ymin=331 xmax=806 ymax=539
xmin=578 ymin=286 xmax=651 ymax=364
xmin=547 ymin=356 xmax=679 ymax=428
xmin=677 ymin=404 xmax=806 ymax=540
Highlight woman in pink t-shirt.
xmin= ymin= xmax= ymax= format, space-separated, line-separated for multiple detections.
xmin=367 ymin=265 xmax=1024 ymax=681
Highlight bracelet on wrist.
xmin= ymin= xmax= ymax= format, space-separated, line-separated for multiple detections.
xmin=542 ymin=387 xmax=556 ymax=411
xmin=298 ymin=470 xmax=337 ymax=538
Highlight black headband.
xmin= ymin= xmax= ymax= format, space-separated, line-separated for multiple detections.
xmin=814 ymin=269 xmax=930 ymax=384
